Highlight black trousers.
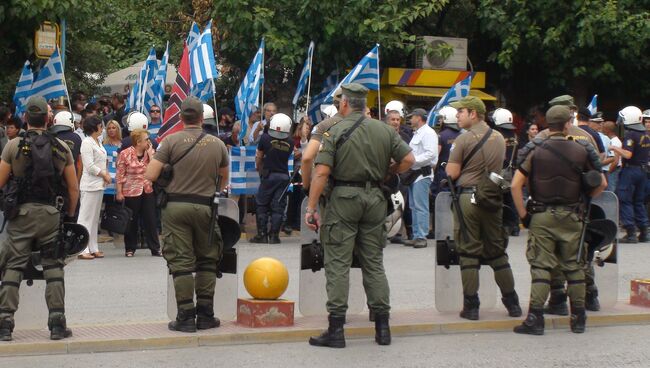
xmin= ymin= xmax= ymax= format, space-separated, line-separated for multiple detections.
xmin=256 ymin=173 xmax=290 ymax=234
xmin=124 ymin=192 xmax=160 ymax=253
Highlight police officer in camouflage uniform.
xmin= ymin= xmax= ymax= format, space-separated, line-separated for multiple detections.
xmin=445 ymin=96 xmax=522 ymax=321
xmin=0 ymin=97 xmax=80 ymax=341
xmin=511 ymin=105 xmax=606 ymax=335
xmin=145 ymin=97 xmax=230 ymax=333
xmin=305 ymin=83 xmax=414 ymax=348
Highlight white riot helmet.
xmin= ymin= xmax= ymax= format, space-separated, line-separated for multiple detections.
xmin=384 ymin=100 xmax=405 ymax=118
xmin=321 ymin=104 xmax=338 ymax=119
xmin=642 ymin=109 xmax=650 ymax=119
xmin=203 ymin=104 xmax=217 ymax=127
xmin=269 ymin=113 xmax=292 ymax=139
xmin=127 ymin=111 xmax=149 ymax=131
xmin=385 ymin=191 xmax=405 ymax=238
xmin=51 ymin=111 xmax=75 ymax=133
xmin=617 ymin=106 xmax=644 ymax=132
xmin=493 ymin=108 xmax=515 ymax=130
xmin=438 ymin=106 xmax=459 ymax=129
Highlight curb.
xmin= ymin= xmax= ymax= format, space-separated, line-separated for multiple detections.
xmin=1 ymin=310 xmax=649 ymax=357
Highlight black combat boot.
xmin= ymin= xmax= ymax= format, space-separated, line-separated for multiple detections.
xmin=309 ymin=315 xmax=346 ymax=348
xmin=0 ymin=319 xmax=14 ymax=342
xmin=544 ymin=291 xmax=569 ymax=316
xmin=501 ymin=291 xmax=523 ymax=317
xmin=570 ymin=306 xmax=587 ymax=333
xmin=249 ymin=231 xmax=268 ymax=244
xmin=638 ymin=227 xmax=650 ymax=243
xmin=168 ymin=307 xmax=197 ymax=333
xmin=513 ymin=308 xmax=544 ymax=335
xmin=374 ymin=313 xmax=391 ymax=345
xmin=619 ymin=227 xmax=638 ymax=244
xmin=196 ymin=304 xmax=220 ymax=330
xmin=368 ymin=306 xmax=375 ymax=322
xmin=268 ymin=233 xmax=281 ymax=244
xmin=460 ymin=294 xmax=480 ymax=321
xmin=48 ymin=314 xmax=73 ymax=340
xmin=585 ymin=289 xmax=600 ymax=312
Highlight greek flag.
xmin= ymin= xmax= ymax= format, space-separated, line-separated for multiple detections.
xmin=144 ymin=44 xmax=169 ymax=116
xmin=427 ymin=73 xmax=473 ymax=126
xmin=230 ymin=145 xmax=294 ymax=195
xmin=324 ymin=44 xmax=379 ymax=103
xmin=126 ymin=48 xmax=158 ymax=113
xmin=13 ymin=61 xmax=33 ymax=116
xmin=187 ymin=22 xmax=201 ymax=47
xmin=235 ymin=39 xmax=265 ymax=141
xmin=587 ymin=94 xmax=598 ymax=115
xmin=186 ymin=22 xmax=214 ymax=102
xmin=292 ymin=41 xmax=315 ymax=107
xmin=307 ymin=71 xmax=339 ymax=124
xmin=189 ymin=20 xmax=218 ymax=87
xmin=30 ymin=47 xmax=68 ymax=101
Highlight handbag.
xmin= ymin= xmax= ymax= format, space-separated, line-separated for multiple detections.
xmin=100 ymin=201 xmax=132 ymax=234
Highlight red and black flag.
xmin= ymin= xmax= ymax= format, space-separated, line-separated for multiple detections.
xmin=157 ymin=43 xmax=190 ymax=142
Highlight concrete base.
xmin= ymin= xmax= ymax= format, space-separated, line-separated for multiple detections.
xmin=630 ymin=279 xmax=650 ymax=307
xmin=237 ymin=298 xmax=294 ymax=328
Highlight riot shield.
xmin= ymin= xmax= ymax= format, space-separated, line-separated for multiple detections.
xmin=299 ymin=198 xmax=365 ymax=316
xmin=434 ymin=192 xmax=497 ymax=312
xmin=167 ymin=198 xmax=240 ymax=321
xmin=590 ymin=191 xmax=619 ymax=308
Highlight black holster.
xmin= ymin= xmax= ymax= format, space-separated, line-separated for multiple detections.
xmin=526 ymin=200 xmax=547 ymax=214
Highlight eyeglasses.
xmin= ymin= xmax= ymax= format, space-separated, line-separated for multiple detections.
xmin=150 ymin=110 xmax=161 ymax=113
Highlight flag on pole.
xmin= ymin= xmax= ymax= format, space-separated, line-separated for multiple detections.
xmin=30 ymin=47 xmax=68 ymax=101
xmin=324 ymin=44 xmax=379 ymax=103
xmin=427 ymin=72 xmax=474 ymax=126
xmin=144 ymin=44 xmax=169 ymax=116
xmin=235 ymin=39 xmax=265 ymax=141
xmin=139 ymin=47 xmax=159 ymax=116
xmin=292 ymin=41 xmax=315 ymax=107
xmin=126 ymin=62 xmax=146 ymax=113
xmin=230 ymin=145 xmax=294 ymax=195
xmin=189 ymin=20 xmax=218 ymax=87
xmin=587 ymin=94 xmax=598 ymax=115
xmin=187 ymin=22 xmax=201 ymax=47
xmin=157 ymin=43 xmax=191 ymax=142
xmin=13 ymin=61 xmax=33 ymax=116
xmin=307 ymin=71 xmax=339 ymax=124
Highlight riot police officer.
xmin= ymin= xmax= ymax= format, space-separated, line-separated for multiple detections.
xmin=145 ymin=97 xmax=230 ymax=333
xmin=202 ymin=104 xmax=219 ymax=138
xmin=611 ymin=106 xmax=650 ymax=243
xmin=492 ymin=108 xmax=519 ymax=235
xmin=50 ymin=111 xmax=82 ymax=177
xmin=0 ymin=97 xmax=80 ymax=341
xmin=249 ymin=113 xmax=293 ymax=244
xmin=511 ymin=105 xmax=606 ymax=335
xmin=305 ymin=83 xmax=414 ymax=348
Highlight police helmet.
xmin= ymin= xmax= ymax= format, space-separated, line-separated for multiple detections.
xmin=127 ymin=111 xmax=149 ymax=131
xmin=384 ymin=100 xmax=405 ymax=118
xmin=321 ymin=104 xmax=338 ymax=118
xmin=617 ymin=106 xmax=644 ymax=132
xmin=268 ymin=113 xmax=292 ymax=139
xmin=51 ymin=111 xmax=75 ymax=133
xmin=203 ymin=104 xmax=217 ymax=127
xmin=492 ymin=108 xmax=515 ymax=130
xmin=63 ymin=222 xmax=90 ymax=263
xmin=438 ymin=106 xmax=459 ymax=128
xmin=642 ymin=109 xmax=650 ymax=119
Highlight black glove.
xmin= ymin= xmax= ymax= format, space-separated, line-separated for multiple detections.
xmin=521 ymin=213 xmax=531 ymax=228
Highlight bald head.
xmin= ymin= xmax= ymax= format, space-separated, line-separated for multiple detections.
xmin=602 ymin=121 xmax=617 ymax=136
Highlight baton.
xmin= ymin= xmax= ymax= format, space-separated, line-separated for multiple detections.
xmin=444 ymin=176 xmax=470 ymax=243
xmin=577 ymin=198 xmax=592 ymax=265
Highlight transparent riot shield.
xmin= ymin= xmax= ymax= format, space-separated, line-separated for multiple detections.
xmin=434 ymin=192 xmax=497 ymax=312
xmin=299 ymin=198 xmax=365 ymax=316
xmin=591 ymin=191 xmax=619 ymax=308
xmin=167 ymin=198 xmax=240 ymax=321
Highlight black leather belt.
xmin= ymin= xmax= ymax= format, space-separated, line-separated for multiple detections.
xmin=334 ymin=180 xmax=380 ymax=188
xmin=458 ymin=187 xmax=475 ymax=193
xmin=167 ymin=194 xmax=212 ymax=206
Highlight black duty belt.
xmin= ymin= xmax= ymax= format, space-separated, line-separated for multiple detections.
xmin=167 ymin=194 xmax=212 ymax=206
xmin=458 ymin=187 xmax=475 ymax=193
xmin=22 ymin=199 xmax=55 ymax=206
xmin=333 ymin=180 xmax=380 ymax=188
xmin=527 ymin=200 xmax=580 ymax=214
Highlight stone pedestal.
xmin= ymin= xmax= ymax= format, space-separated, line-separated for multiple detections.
xmin=630 ymin=279 xmax=650 ymax=307
xmin=237 ymin=298 xmax=294 ymax=328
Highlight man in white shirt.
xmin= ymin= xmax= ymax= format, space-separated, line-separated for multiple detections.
xmin=247 ymin=102 xmax=277 ymax=145
xmin=603 ymin=121 xmax=622 ymax=191
xmin=403 ymin=108 xmax=438 ymax=248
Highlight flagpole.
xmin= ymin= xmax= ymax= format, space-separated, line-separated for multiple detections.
xmin=376 ymin=44 xmax=381 ymax=120
xmin=211 ymin=78 xmax=219 ymax=135
xmin=259 ymin=39 xmax=265 ymax=129
xmin=304 ymin=42 xmax=314 ymax=123
xmin=58 ymin=46 xmax=73 ymax=113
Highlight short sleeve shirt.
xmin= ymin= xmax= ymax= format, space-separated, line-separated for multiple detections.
xmin=1 ymin=130 xmax=73 ymax=178
xmin=315 ymin=112 xmax=411 ymax=182
xmin=448 ymin=121 xmax=505 ymax=187
xmin=154 ymin=126 xmax=229 ymax=197
xmin=258 ymin=133 xmax=292 ymax=174
xmin=438 ymin=127 xmax=461 ymax=166
xmin=622 ymin=130 xmax=650 ymax=166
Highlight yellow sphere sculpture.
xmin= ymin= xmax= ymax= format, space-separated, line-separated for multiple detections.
xmin=243 ymin=257 xmax=289 ymax=300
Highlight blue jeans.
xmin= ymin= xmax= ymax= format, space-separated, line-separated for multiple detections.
xmin=409 ymin=177 xmax=432 ymax=240
xmin=607 ymin=167 xmax=620 ymax=192
xmin=616 ymin=166 xmax=649 ymax=229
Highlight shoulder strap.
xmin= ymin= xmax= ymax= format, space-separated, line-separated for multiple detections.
xmin=336 ymin=115 xmax=366 ymax=150
xmin=170 ymin=132 xmax=206 ymax=166
xmin=534 ymin=139 xmax=584 ymax=175
xmin=461 ymin=128 xmax=492 ymax=168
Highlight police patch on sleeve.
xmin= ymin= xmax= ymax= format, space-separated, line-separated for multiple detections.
xmin=450 ymin=143 xmax=455 ymax=152
xmin=627 ymin=139 xmax=634 ymax=147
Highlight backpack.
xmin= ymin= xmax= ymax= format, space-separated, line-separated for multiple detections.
xmin=16 ymin=131 xmax=68 ymax=202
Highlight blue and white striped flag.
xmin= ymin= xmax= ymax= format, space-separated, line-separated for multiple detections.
xmin=187 ymin=22 xmax=201 ymax=48
xmin=30 ymin=47 xmax=68 ymax=101
xmin=186 ymin=22 xmax=215 ymax=102
xmin=427 ymin=73 xmax=474 ymax=126
xmin=324 ymin=44 xmax=379 ymax=104
xmin=292 ymin=41 xmax=315 ymax=107
xmin=127 ymin=47 xmax=158 ymax=113
xmin=189 ymin=20 xmax=218 ymax=87
xmin=307 ymin=71 xmax=339 ymax=124
xmin=587 ymin=94 xmax=598 ymax=115
xmin=13 ymin=61 xmax=33 ymax=117
xmin=230 ymin=145 xmax=294 ymax=195
xmin=144 ymin=44 xmax=169 ymax=116
xmin=235 ymin=39 xmax=265 ymax=141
